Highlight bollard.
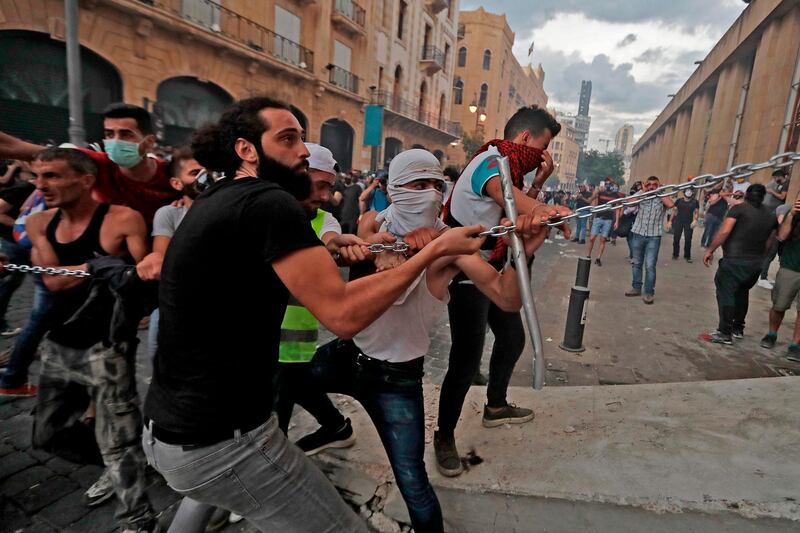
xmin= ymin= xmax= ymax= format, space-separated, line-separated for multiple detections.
xmin=575 ymin=256 xmax=591 ymax=288
xmin=560 ymin=286 xmax=590 ymax=353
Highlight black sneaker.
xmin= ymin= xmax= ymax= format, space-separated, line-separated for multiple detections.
xmin=595 ymin=258 xmax=602 ymax=267
xmin=579 ymin=239 xmax=586 ymax=244
xmin=433 ymin=431 xmax=463 ymax=477
xmin=710 ymin=331 xmax=733 ymax=345
xmin=760 ymin=333 xmax=777 ymax=349
xmin=472 ymin=372 xmax=489 ymax=385
xmin=295 ymin=418 xmax=355 ymax=456
xmin=482 ymin=404 xmax=534 ymax=428
xmin=787 ymin=344 xmax=800 ymax=362
xmin=732 ymin=329 xmax=744 ymax=340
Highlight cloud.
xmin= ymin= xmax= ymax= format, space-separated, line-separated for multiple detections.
xmin=617 ymin=33 xmax=637 ymax=47
xmin=634 ymin=48 xmax=664 ymax=63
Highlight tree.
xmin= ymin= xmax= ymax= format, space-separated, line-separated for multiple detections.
xmin=576 ymin=150 xmax=625 ymax=185
xmin=461 ymin=130 xmax=485 ymax=159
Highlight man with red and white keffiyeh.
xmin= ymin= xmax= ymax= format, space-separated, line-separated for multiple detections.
xmin=435 ymin=105 xmax=571 ymax=477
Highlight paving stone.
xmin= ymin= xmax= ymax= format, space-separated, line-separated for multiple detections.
xmin=35 ymin=488 xmax=92 ymax=528
xmin=26 ymin=446 xmax=53 ymax=462
xmin=317 ymin=460 xmax=380 ymax=506
xmin=13 ymin=475 xmax=78 ymax=513
xmin=1 ymin=465 xmax=56 ymax=496
xmin=0 ymin=449 xmax=37 ymax=479
xmin=0 ymin=400 xmax=23 ymax=420
xmin=0 ymin=494 xmax=33 ymax=531
xmin=68 ymin=464 xmax=104 ymax=489
xmin=0 ymin=413 xmax=33 ymax=449
xmin=45 ymin=456 xmax=81 ymax=475
xmin=0 ymin=441 xmax=14 ymax=457
xmin=23 ymin=517 xmax=58 ymax=533
xmin=65 ymin=500 xmax=118 ymax=532
xmin=596 ymin=365 xmax=639 ymax=385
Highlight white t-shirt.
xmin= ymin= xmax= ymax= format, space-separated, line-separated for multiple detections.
xmin=320 ymin=211 xmax=341 ymax=236
xmin=449 ymin=146 xmax=504 ymax=228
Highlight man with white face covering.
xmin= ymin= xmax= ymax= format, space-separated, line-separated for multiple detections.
xmin=671 ymin=189 xmax=699 ymax=262
xmin=319 ymin=149 xmax=550 ymax=533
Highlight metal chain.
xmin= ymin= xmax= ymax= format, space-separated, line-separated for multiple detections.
xmin=479 ymin=225 xmax=516 ymax=237
xmin=544 ymin=152 xmax=800 ymax=227
xmin=368 ymin=242 xmax=410 ymax=254
xmin=3 ymin=264 xmax=91 ymax=278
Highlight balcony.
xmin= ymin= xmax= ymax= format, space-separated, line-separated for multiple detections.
xmin=139 ymin=0 xmax=314 ymax=75
xmin=332 ymin=0 xmax=366 ymax=36
xmin=328 ymin=65 xmax=361 ymax=94
xmin=372 ymin=91 xmax=460 ymax=139
xmin=457 ymin=23 xmax=465 ymax=40
xmin=419 ymin=45 xmax=445 ymax=75
xmin=426 ymin=0 xmax=449 ymax=15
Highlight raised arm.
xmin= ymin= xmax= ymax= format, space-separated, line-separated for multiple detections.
xmin=0 ymin=132 xmax=45 ymax=161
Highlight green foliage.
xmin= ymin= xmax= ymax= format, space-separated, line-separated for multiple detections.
xmin=576 ymin=150 xmax=625 ymax=185
xmin=461 ymin=130 xmax=485 ymax=159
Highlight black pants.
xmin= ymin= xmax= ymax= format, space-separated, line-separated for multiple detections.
xmin=714 ymin=257 xmax=762 ymax=335
xmin=437 ymin=282 xmax=525 ymax=437
xmin=275 ymin=362 xmax=346 ymax=434
xmin=760 ymin=240 xmax=780 ymax=280
xmin=672 ymin=219 xmax=693 ymax=259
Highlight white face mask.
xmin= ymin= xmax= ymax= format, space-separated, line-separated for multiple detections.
xmin=381 ymin=185 xmax=443 ymax=236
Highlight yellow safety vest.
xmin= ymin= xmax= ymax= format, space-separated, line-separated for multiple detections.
xmin=279 ymin=209 xmax=328 ymax=363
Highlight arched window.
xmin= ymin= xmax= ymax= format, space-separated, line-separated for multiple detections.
xmin=458 ymin=46 xmax=467 ymax=67
xmin=453 ymin=78 xmax=463 ymax=105
xmin=479 ymin=83 xmax=488 ymax=107
xmin=483 ymin=49 xmax=492 ymax=70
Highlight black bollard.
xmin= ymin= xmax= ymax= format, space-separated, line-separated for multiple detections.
xmin=575 ymin=256 xmax=591 ymax=288
xmin=560 ymin=286 xmax=590 ymax=353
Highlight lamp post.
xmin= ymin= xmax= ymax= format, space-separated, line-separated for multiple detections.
xmin=469 ymin=95 xmax=486 ymax=133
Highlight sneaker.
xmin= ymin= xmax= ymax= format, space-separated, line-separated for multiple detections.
xmin=0 ymin=382 xmax=37 ymax=397
xmin=472 ymin=372 xmax=489 ymax=386
xmin=672 ymin=256 xmax=678 ymax=260
xmin=625 ymin=289 xmax=641 ymax=297
xmin=482 ymin=404 xmax=535 ymax=428
xmin=295 ymin=418 xmax=355 ymax=456
xmin=84 ymin=468 xmax=115 ymax=507
xmin=578 ymin=239 xmax=586 ymax=244
xmin=228 ymin=513 xmax=244 ymax=524
xmin=760 ymin=333 xmax=777 ymax=349
xmin=787 ymin=344 xmax=800 ymax=363
xmin=0 ymin=325 xmax=21 ymax=337
xmin=642 ymin=294 xmax=654 ymax=304
xmin=595 ymin=258 xmax=602 ymax=267
xmin=757 ymin=279 xmax=774 ymax=290
xmin=433 ymin=431 xmax=463 ymax=477
xmin=686 ymin=258 xmax=693 ymax=263
xmin=732 ymin=329 xmax=744 ymax=339
xmin=0 ymin=347 xmax=11 ymax=367
xmin=710 ymin=331 xmax=733 ymax=345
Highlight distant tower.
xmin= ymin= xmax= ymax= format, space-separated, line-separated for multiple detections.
xmin=578 ymin=80 xmax=592 ymax=117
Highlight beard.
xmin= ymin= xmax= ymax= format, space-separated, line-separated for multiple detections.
xmin=255 ymin=148 xmax=311 ymax=201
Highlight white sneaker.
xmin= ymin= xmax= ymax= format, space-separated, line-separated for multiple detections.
xmin=757 ymin=279 xmax=774 ymax=290
xmin=228 ymin=513 xmax=244 ymax=524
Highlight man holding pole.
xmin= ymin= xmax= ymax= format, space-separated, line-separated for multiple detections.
xmin=435 ymin=105 xmax=570 ymax=477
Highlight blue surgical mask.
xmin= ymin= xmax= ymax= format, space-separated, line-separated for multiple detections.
xmin=105 ymin=139 xmax=143 ymax=168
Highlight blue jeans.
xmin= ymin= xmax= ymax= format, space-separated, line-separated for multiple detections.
xmin=701 ymin=213 xmax=722 ymax=248
xmin=0 ymin=238 xmax=29 ymax=327
xmin=575 ymin=217 xmax=588 ymax=241
xmin=630 ymin=233 xmax=661 ymax=295
xmin=0 ymin=275 xmax=55 ymax=388
xmin=311 ymin=340 xmax=443 ymax=532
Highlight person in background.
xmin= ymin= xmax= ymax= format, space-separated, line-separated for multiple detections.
xmin=701 ymin=183 xmax=728 ymax=248
xmin=359 ymin=172 xmax=391 ymax=214
xmin=586 ymin=177 xmax=622 ymax=267
xmin=671 ymin=189 xmax=699 ymax=263
xmin=758 ymin=168 xmax=791 ymax=289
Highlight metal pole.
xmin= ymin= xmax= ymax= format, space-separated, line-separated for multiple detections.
xmin=560 ymin=287 xmax=589 ymax=353
xmin=575 ymin=256 xmax=591 ymax=288
xmin=497 ymin=156 xmax=545 ymax=390
xmin=65 ymin=0 xmax=85 ymax=145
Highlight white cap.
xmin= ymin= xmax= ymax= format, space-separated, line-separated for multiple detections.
xmin=305 ymin=143 xmax=337 ymax=175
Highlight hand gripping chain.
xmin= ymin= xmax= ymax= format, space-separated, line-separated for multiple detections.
xmin=545 ymin=151 xmax=800 ymax=226
xmin=2 ymin=264 xmax=91 ymax=278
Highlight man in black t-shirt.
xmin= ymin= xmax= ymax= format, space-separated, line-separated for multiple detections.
xmin=703 ymin=184 xmax=778 ymax=344
xmin=671 ymin=189 xmax=699 ymax=262
xmin=572 ymin=184 xmax=592 ymax=243
xmin=142 ymin=97 xmax=486 ymax=532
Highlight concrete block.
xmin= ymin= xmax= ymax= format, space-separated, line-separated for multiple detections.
xmin=382 ymin=484 xmax=411 ymax=526
xmin=1 ymin=465 xmax=56 ymax=496
xmin=13 ymin=475 xmax=78 ymax=513
xmin=0 ymin=450 xmax=37 ymax=480
xmin=45 ymin=456 xmax=81 ymax=475
xmin=318 ymin=461 xmax=380 ymax=506
xmin=596 ymin=365 xmax=639 ymax=385
xmin=35 ymin=489 xmax=91 ymax=528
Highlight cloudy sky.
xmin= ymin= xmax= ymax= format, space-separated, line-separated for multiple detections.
xmin=459 ymin=0 xmax=748 ymax=150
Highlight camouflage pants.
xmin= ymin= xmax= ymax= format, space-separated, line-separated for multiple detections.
xmin=33 ymin=339 xmax=155 ymax=529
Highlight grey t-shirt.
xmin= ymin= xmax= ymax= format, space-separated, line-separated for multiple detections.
xmin=152 ymin=205 xmax=189 ymax=238
xmin=764 ymin=179 xmax=789 ymax=211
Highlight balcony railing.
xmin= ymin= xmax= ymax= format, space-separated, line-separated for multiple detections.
xmin=421 ymin=45 xmax=445 ymax=67
xmin=334 ymin=0 xmax=366 ymax=27
xmin=329 ymin=65 xmax=360 ymax=94
xmin=142 ymin=0 xmax=313 ymax=73
xmin=373 ymin=91 xmax=460 ymax=136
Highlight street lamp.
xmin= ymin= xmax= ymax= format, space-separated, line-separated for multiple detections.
xmin=468 ymin=96 xmax=478 ymax=114
xmin=468 ymin=94 xmax=486 ymax=132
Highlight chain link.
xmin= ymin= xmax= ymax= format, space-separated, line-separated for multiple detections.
xmin=367 ymin=242 xmax=410 ymax=254
xmin=545 ymin=152 xmax=800 ymax=227
xmin=479 ymin=224 xmax=516 ymax=237
xmin=3 ymin=264 xmax=91 ymax=278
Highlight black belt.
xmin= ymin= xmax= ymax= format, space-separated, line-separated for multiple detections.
xmin=147 ymin=417 xmax=266 ymax=447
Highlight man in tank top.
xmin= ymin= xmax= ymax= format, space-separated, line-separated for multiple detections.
xmin=21 ymin=148 xmax=158 ymax=533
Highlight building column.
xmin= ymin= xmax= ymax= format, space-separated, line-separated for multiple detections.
xmin=666 ymin=107 xmax=693 ymax=183
xmin=702 ymin=59 xmax=753 ymax=174
xmin=682 ymin=89 xmax=715 ymax=177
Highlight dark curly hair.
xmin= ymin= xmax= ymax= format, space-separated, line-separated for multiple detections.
xmin=504 ymin=105 xmax=561 ymax=140
xmin=191 ymin=96 xmax=291 ymax=179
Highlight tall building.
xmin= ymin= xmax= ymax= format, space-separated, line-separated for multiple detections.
xmin=446 ymin=6 xmax=548 ymax=166
xmin=556 ymin=111 xmax=591 ymax=151
xmin=631 ymin=0 xmax=800 ymax=188
xmin=0 ymin=0 xmax=460 ymax=171
xmin=368 ymin=0 xmax=461 ymax=167
xmin=615 ymin=124 xmax=634 ymax=157
xmin=578 ymin=80 xmax=592 ymax=117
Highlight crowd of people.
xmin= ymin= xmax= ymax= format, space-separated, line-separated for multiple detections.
xmin=0 ymin=99 xmax=570 ymax=532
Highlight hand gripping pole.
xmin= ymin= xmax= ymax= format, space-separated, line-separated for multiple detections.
xmin=497 ymin=157 xmax=545 ymax=390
